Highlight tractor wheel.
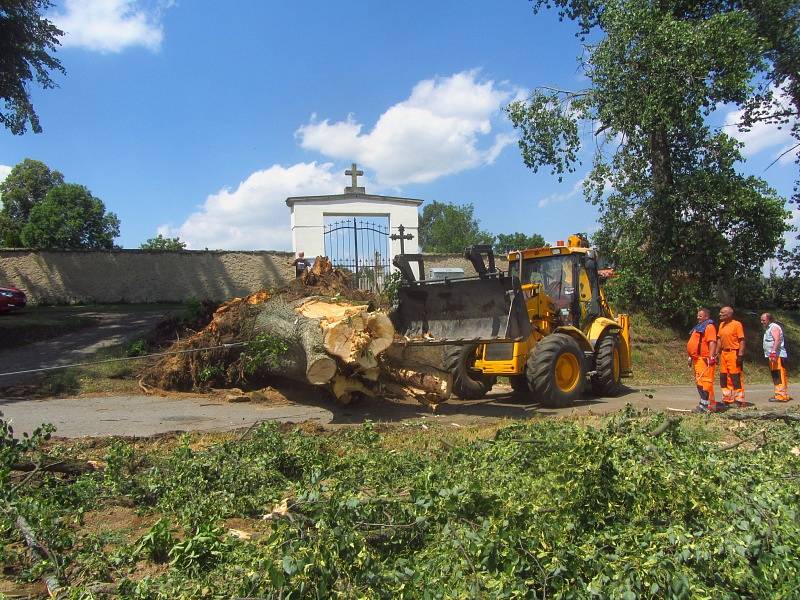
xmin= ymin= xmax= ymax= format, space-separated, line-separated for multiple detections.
xmin=444 ymin=345 xmax=494 ymax=400
xmin=591 ymin=335 xmax=623 ymax=396
xmin=509 ymin=375 xmax=529 ymax=395
xmin=526 ymin=333 xmax=586 ymax=408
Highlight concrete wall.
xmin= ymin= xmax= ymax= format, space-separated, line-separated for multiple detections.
xmin=0 ymin=249 xmax=509 ymax=304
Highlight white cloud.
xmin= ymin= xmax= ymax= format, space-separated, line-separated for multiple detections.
xmin=161 ymin=162 xmax=340 ymax=250
xmin=52 ymin=0 xmax=172 ymax=53
xmin=537 ymin=177 xmax=585 ymax=208
xmin=723 ymin=86 xmax=799 ymax=165
xmin=0 ymin=164 xmax=11 ymax=183
xmin=296 ymin=70 xmax=517 ymax=186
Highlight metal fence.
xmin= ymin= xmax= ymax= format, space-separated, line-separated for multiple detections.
xmin=323 ymin=218 xmax=391 ymax=292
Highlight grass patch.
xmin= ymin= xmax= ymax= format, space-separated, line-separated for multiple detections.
xmin=18 ymin=341 xmax=150 ymax=397
xmin=0 ymin=304 xmax=180 ymax=350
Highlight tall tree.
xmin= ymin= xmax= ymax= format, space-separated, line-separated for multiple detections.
xmin=21 ymin=184 xmax=120 ymax=249
xmin=494 ymin=232 xmax=547 ymax=254
xmin=140 ymin=234 xmax=187 ymax=251
xmin=418 ymin=201 xmax=494 ymax=253
xmin=0 ymin=0 xmax=64 ymax=134
xmin=0 ymin=158 xmax=64 ymax=246
xmin=509 ymin=0 xmax=791 ymax=318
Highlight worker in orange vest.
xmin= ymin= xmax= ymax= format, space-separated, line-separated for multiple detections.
xmin=761 ymin=312 xmax=793 ymax=402
xmin=687 ymin=308 xmax=721 ymax=413
xmin=716 ymin=306 xmax=751 ymax=407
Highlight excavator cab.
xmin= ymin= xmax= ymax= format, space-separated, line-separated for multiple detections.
xmin=392 ymin=234 xmax=632 ymax=407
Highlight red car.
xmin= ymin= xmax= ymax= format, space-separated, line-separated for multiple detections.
xmin=0 ymin=286 xmax=26 ymax=313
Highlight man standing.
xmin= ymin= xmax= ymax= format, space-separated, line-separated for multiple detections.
xmin=291 ymin=251 xmax=309 ymax=279
xmin=760 ymin=313 xmax=792 ymax=402
xmin=688 ymin=308 xmax=720 ymax=413
xmin=717 ymin=306 xmax=750 ymax=407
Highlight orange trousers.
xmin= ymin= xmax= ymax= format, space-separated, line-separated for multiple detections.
xmin=693 ymin=357 xmax=716 ymax=407
xmin=719 ymin=350 xmax=744 ymax=404
xmin=769 ymin=357 xmax=791 ymax=401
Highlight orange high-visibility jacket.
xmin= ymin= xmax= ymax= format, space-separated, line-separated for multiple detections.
xmin=687 ymin=321 xmax=717 ymax=358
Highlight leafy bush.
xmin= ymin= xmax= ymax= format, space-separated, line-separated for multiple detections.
xmin=3 ymin=414 xmax=800 ymax=598
xmin=125 ymin=338 xmax=149 ymax=357
xmin=135 ymin=518 xmax=175 ymax=564
xmin=243 ymin=333 xmax=288 ymax=375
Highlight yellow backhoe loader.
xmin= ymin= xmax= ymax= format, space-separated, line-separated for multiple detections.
xmin=392 ymin=234 xmax=632 ymax=407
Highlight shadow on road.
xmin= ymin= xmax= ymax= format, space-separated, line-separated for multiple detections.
xmin=276 ymin=380 xmax=634 ymax=425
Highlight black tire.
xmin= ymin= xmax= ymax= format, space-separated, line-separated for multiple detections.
xmin=509 ymin=375 xmax=529 ymax=395
xmin=591 ymin=335 xmax=623 ymax=397
xmin=444 ymin=344 xmax=494 ymax=400
xmin=526 ymin=333 xmax=586 ymax=408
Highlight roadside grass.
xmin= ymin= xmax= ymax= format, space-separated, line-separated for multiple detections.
xmin=0 ymin=304 xmax=180 ymax=350
xmin=20 ymin=339 xmax=153 ymax=397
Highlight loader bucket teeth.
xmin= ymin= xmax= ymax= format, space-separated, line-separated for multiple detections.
xmin=393 ymin=275 xmax=532 ymax=345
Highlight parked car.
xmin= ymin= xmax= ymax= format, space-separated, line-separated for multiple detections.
xmin=0 ymin=286 xmax=26 ymax=313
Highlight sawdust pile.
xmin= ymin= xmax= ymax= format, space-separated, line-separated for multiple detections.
xmin=142 ymin=257 xmax=379 ymax=391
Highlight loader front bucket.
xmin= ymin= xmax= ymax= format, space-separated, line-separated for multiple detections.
xmin=393 ymin=275 xmax=532 ymax=345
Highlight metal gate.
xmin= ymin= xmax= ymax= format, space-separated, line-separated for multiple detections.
xmin=323 ymin=217 xmax=391 ymax=292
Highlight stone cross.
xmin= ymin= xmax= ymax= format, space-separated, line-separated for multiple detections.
xmin=345 ymin=163 xmax=365 ymax=194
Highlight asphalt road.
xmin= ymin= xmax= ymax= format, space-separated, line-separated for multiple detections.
xmin=0 ymin=309 xmax=171 ymax=386
xmin=0 ymin=383 xmax=789 ymax=438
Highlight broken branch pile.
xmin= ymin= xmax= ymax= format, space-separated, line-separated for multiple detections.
xmin=142 ymin=257 xmax=396 ymax=404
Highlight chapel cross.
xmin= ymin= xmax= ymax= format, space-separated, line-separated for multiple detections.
xmin=344 ymin=163 xmax=365 ymax=194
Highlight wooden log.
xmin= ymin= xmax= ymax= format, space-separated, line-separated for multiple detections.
xmin=11 ymin=458 xmax=97 ymax=475
xmin=294 ymin=298 xmax=394 ymax=371
xmin=331 ymin=375 xmax=376 ymax=405
xmin=252 ymin=297 xmax=338 ymax=385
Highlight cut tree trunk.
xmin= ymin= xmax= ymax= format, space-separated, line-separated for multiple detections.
xmin=252 ymin=296 xmax=395 ymax=403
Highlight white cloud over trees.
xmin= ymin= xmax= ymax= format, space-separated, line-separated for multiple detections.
xmin=161 ymin=162 xmax=340 ymax=251
xmin=295 ymin=70 xmax=517 ymax=185
xmin=723 ymin=87 xmax=799 ymax=166
xmin=51 ymin=0 xmax=172 ymax=53
xmin=167 ymin=71 xmax=521 ymax=250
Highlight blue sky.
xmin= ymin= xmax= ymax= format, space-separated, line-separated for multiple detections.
xmin=0 ymin=0 xmax=797 ymax=251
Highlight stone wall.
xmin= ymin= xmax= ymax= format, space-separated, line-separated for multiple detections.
xmin=422 ymin=253 xmax=509 ymax=277
xmin=0 ymin=249 xmax=510 ymax=305
xmin=0 ymin=249 xmax=296 ymax=304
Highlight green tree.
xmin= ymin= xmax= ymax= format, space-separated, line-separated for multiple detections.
xmin=21 ymin=183 xmax=120 ymax=249
xmin=509 ymin=0 xmax=791 ymax=318
xmin=0 ymin=158 xmax=64 ymax=246
xmin=140 ymin=234 xmax=187 ymax=251
xmin=418 ymin=200 xmax=494 ymax=253
xmin=0 ymin=0 xmax=64 ymax=134
xmin=494 ymin=232 xmax=547 ymax=254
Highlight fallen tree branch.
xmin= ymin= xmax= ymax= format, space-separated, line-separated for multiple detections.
xmin=714 ymin=427 xmax=768 ymax=452
xmin=649 ymin=417 xmax=681 ymax=437
xmin=11 ymin=458 xmax=97 ymax=475
xmin=724 ymin=411 xmax=800 ymax=424
xmin=14 ymin=514 xmax=61 ymax=596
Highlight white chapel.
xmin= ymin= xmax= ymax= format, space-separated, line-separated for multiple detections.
xmin=285 ymin=164 xmax=422 ymax=269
